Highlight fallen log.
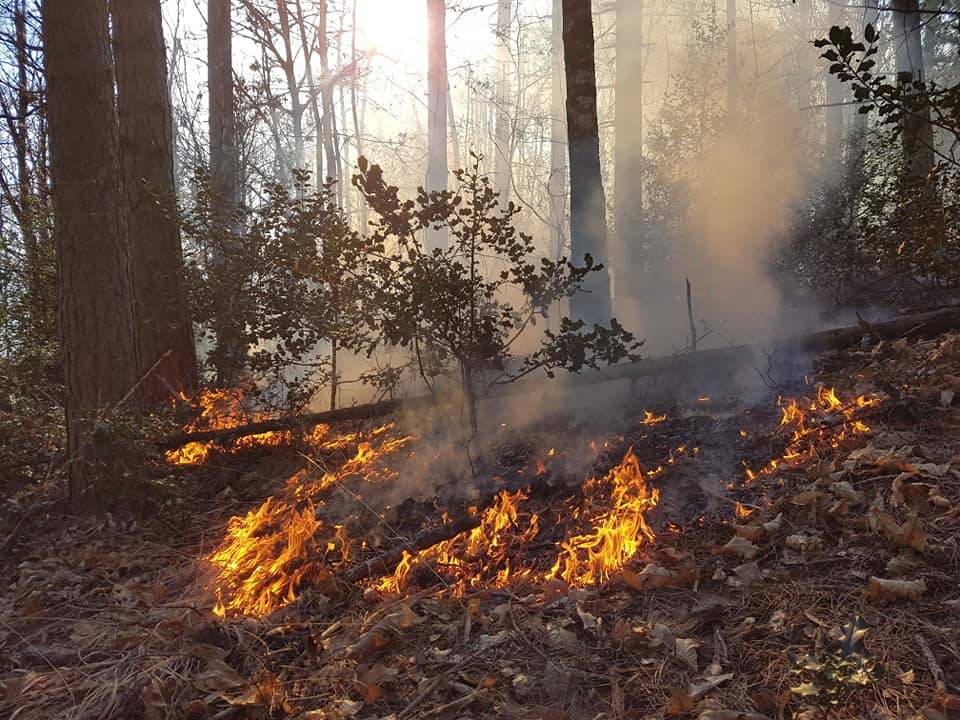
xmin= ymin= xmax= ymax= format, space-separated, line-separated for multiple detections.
xmin=160 ymin=306 xmax=960 ymax=450
xmin=344 ymin=513 xmax=482 ymax=584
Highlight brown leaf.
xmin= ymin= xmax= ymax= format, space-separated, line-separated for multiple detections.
xmin=675 ymin=637 xmax=700 ymax=671
xmin=665 ymin=687 xmax=696 ymax=716
xmin=721 ymin=535 xmax=760 ymax=560
xmin=354 ymin=663 xmax=398 ymax=705
xmin=193 ymin=659 xmax=246 ymax=693
xmin=345 ymin=605 xmax=423 ymax=660
xmin=698 ymin=712 xmax=772 ymax=720
xmin=864 ymin=576 xmax=927 ymax=603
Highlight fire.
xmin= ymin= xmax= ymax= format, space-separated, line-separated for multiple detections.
xmin=548 ymin=448 xmax=660 ymax=586
xmin=377 ymin=488 xmax=541 ymax=594
xmin=642 ymin=410 xmax=667 ymax=425
xmin=205 ymin=422 xmax=413 ymax=616
xmin=166 ymin=389 xmax=331 ymax=465
xmin=745 ymin=386 xmax=879 ymax=484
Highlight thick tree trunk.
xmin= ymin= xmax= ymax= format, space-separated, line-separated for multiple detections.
xmin=113 ymin=0 xmax=198 ymax=404
xmin=561 ymin=0 xmax=612 ymax=325
xmin=43 ymin=0 xmax=141 ymax=512
xmin=613 ymin=0 xmax=645 ymax=316
xmin=493 ymin=0 xmax=513 ymax=209
xmin=890 ymin=0 xmax=935 ymax=181
xmin=425 ymin=0 xmax=449 ymax=250
xmin=319 ymin=0 xmax=339 ymax=198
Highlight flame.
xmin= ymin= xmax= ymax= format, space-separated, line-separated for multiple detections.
xmin=206 ymin=422 xmax=413 ymax=616
xmin=642 ymin=410 xmax=668 ymax=425
xmin=166 ymin=389 xmax=331 ymax=465
xmin=376 ymin=488 xmax=541 ymax=594
xmin=548 ymin=448 xmax=660 ymax=586
xmin=745 ymin=386 xmax=878 ymax=484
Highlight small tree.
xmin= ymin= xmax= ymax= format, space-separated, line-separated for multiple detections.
xmin=354 ymin=153 xmax=640 ymax=434
xmin=181 ymin=172 xmax=376 ymax=411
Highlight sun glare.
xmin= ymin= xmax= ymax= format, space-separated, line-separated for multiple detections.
xmin=357 ymin=1 xmax=428 ymax=68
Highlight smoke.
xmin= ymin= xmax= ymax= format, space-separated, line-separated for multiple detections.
xmin=611 ymin=99 xmax=810 ymax=355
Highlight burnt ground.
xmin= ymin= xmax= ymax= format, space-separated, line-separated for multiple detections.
xmin=1 ymin=333 xmax=959 ymax=720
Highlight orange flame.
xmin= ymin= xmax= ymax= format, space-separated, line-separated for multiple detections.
xmin=548 ymin=448 xmax=660 ymax=586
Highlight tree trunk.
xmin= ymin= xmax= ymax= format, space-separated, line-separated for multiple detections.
xmin=548 ymin=0 xmax=567 ymax=257
xmin=890 ymin=0 xmax=935 ymax=181
xmin=208 ymin=0 xmax=244 ymax=385
xmin=318 ymin=0 xmax=339 ymax=197
xmin=493 ymin=0 xmax=513 ymax=209
xmin=113 ymin=0 xmax=198 ymax=404
xmin=208 ymin=0 xmax=239 ymax=209
xmin=426 ymin=0 xmax=449 ymax=250
xmin=43 ymin=0 xmax=141 ymax=512
xmin=613 ymin=0 xmax=645 ymax=317
xmin=276 ymin=0 xmax=306 ymax=176
xmin=561 ymin=0 xmax=612 ymax=325
xmin=825 ymin=0 xmax=845 ymax=159
xmin=548 ymin=0 xmax=568 ymax=285
xmin=726 ymin=0 xmax=737 ymax=119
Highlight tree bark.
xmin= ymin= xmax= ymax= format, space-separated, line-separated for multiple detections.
xmin=493 ymin=0 xmax=513 ymax=209
xmin=208 ymin=0 xmax=239 ymax=209
xmin=43 ymin=0 xmax=141 ymax=512
xmin=548 ymin=0 xmax=567 ymax=272
xmin=425 ymin=0 xmax=449 ymax=250
xmin=613 ymin=0 xmax=645 ymax=316
xmin=113 ymin=0 xmax=198 ymax=404
xmin=726 ymin=0 xmax=737 ymax=119
xmin=825 ymin=0 xmax=845 ymax=160
xmin=561 ymin=0 xmax=612 ymax=325
xmin=890 ymin=0 xmax=935 ymax=181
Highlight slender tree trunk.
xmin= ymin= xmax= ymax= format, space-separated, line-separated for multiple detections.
xmin=494 ymin=0 xmax=513 ymax=208
xmin=613 ymin=0 xmax=645 ymax=315
xmin=561 ymin=0 xmax=612 ymax=325
xmin=548 ymin=0 xmax=567 ymax=264
xmin=43 ymin=0 xmax=141 ymax=512
xmin=113 ymin=0 xmax=198 ymax=404
xmin=319 ymin=0 xmax=339 ymax=199
xmin=276 ymin=0 xmax=306 ymax=177
xmin=350 ymin=0 xmax=368 ymax=229
xmin=208 ymin=0 xmax=238 ymax=209
xmin=208 ymin=0 xmax=243 ymax=384
xmin=426 ymin=0 xmax=449 ymax=250
xmin=726 ymin=0 xmax=737 ymax=119
xmin=825 ymin=0 xmax=845 ymax=158
xmin=890 ymin=0 xmax=935 ymax=181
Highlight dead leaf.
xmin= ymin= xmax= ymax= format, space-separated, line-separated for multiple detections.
xmin=762 ymin=514 xmax=783 ymax=534
xmin=721 ymin=535 xmax=760 ymax=559
xmin=732 ymin=561 xmax=762 ymax=586
xmin=676 ymin=637 xmax=701 ymax=671
xmin=345 ymin=605 xmax=423 ymax=660
xmin=922 ymin=691 xmax=960 ymax=720
xmin=830 ymin=481 xmax=864 ymax=504
xmin=791 ymin=490 xmax=825 ymax=507
xmin=864 ymin=576 xmax=927 ymax=602
xmin=575 ymin=604 xmax=599 ymax=632
xmin=689 ymin=672 xmax=734 ymax=700
xmin=665 ymin=687 xmax=695 ymax=716
xmin=941 ymin=389 xmax=955 ymax=408
xmin=698 ymin=712 xmax=773 ymax=720
xmin=354 ymin=663 xmax=398 ymax=704
xmin=193 ymin=659 xmax=247 ymax=693
xmin=785 ymin=533 xmax=823 ymax=553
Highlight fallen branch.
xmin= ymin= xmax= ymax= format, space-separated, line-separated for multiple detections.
xmin=344 ymin=513 xmax=482 ymax=584
xmin=160 ymin=307 xmax=960 ymax=451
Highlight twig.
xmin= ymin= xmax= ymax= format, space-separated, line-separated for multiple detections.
xmin=686 ymin=278 xmax=697 ymax=353
xmin=915 ymin=633 xmax=947 ymax=692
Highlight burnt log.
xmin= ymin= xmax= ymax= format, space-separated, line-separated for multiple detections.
xmin=344 ymin=513 xmax=482 ymax=584
xmin=160 ymin=307 xmax=960 ymax=450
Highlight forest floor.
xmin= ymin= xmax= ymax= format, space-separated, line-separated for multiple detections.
xmin=1 ymin=330 xmax=960 ymax=720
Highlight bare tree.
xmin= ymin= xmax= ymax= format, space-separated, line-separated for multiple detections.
xmin=494 ymin=0 xmax=513 ymax=207
xmin=209 ymin=0 xmax=239 ymax=209
xmin=561 ymin=0 xmax=612 ymax=324
xmin=43 ymin=0 xmax=140 ymax=511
